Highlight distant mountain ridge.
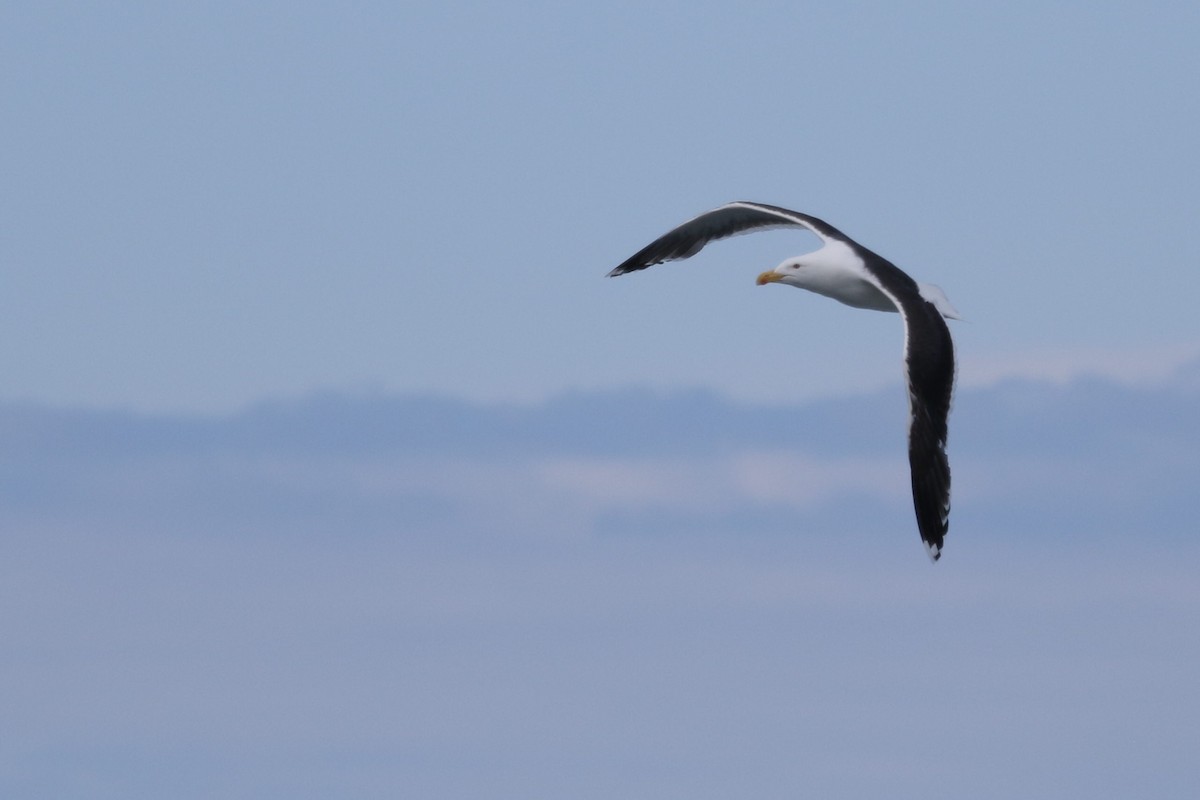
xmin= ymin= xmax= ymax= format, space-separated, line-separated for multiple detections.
xmin=3 ymin=362 xmax=1197 ymax=459
xmin=3 ymin=363 xmax=1196 ymax=545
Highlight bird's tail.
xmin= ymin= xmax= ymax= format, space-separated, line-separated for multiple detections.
xmin=917 ymin=283 xmax=962 ymax=320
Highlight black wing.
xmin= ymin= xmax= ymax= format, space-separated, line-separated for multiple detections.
xmin=901 ymin=300 xmax=955 ymax=560
xmin=608 ymin=201 xmax=846 ymax=277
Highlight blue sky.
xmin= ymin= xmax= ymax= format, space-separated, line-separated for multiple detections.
xmin=4 ymin=1 xmax=1199 ymax=412
xmin=4 ymin=3 xmax=1200 ymax=798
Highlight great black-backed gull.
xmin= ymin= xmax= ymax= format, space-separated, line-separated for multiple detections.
xmin=608 ymin=201 xmax=959 ymax=561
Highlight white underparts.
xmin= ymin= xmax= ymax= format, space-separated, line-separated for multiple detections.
xmin=774 ymin=242 xmax=898 ymax=313
xmin=772 ymin=242 xmax=961 ymax=320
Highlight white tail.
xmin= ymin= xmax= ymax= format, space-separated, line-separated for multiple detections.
xmin=918 ymin=283 xmax=962 ymax=320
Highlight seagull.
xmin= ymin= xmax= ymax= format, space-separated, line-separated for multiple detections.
xmin=608 ymin=201 xmax=959 ymax=561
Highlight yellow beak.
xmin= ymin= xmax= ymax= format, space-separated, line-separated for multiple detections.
xmin=756 ymin=271 xmax=784 ymax=286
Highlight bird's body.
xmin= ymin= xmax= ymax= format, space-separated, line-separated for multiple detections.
xmin=773 ymin=239 xmax=898 ymax=311
xmin=609 ymin=201 xmax=957 ymax=561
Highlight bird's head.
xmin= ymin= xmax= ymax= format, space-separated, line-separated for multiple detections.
xmin=755 ymin=256 xmax=807 ymax=288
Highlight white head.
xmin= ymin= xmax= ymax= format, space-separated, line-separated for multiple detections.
xmin=755 ymin=240 xmax=862 ymax=287
xmin=753 ymin=241 xmax=869 ymax=296
xmin=755 ymin=256 xmax=810 ymax=289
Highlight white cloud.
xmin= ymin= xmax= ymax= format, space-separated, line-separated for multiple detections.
xmin=960 ymin=342 xmax=1200 ymax=388
xmin=537 ymin=451 xmax=907 ymax=515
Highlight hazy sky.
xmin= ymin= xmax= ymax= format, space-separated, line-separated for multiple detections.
xmin=6 ymin=6 xmax=1200 ymax=797
xmin=5 ymin=1 xmax=1200 ymax=413
xmin=4 ymin=371 xmax=1199 ymax=798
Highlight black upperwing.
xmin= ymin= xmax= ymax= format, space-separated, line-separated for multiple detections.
xmin=852 ymin=249 xmax=955 ymax=560
xmin=608 ymin=202 xmax=847 ymax=276
xmin=900 ymin=296 xmax=955 ymax=560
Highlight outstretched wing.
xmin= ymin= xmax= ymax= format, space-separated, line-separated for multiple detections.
xmin=901 ymin=302 xmax=954 ymax=560
xmin=835 ymin=245 xmax=955 ymax=562
xmin=608 ymin=201 xmax=845 ymax=277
